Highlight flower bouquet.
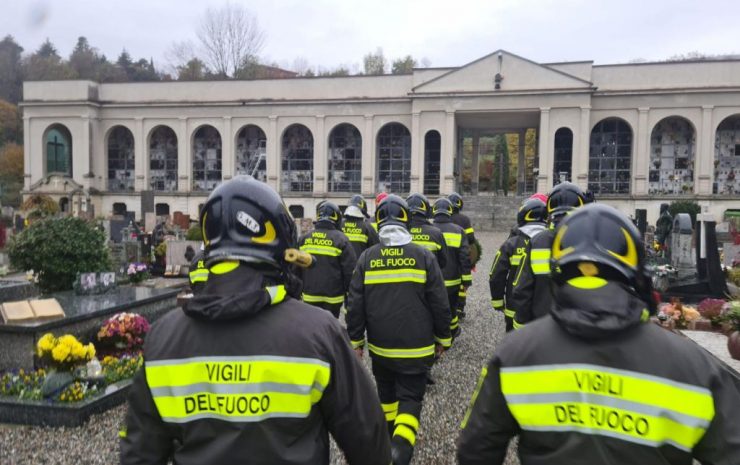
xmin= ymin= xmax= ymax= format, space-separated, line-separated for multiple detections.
xmin=126 ymin=262 xmax=150 ymax=284
xmin=36 ymin=333 xmax=96 ymax=372
xmin=97 ymin=312 xmax=150 ymax=355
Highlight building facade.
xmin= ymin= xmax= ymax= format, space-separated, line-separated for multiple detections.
xmin=20 ymin=50 xmax=740 ymax=225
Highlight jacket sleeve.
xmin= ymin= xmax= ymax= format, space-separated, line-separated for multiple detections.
xmin=120 ymin=366 xmax=174 ymax=465
xmin=432 ymin=228 xmax=448 ymax=270
xmin=320 ymin=322 xmax=393 ymax=465
xmin=425 ymin=249 xmax=452 ymax=348
xmin=489 ymin=239 xmax=513 ymax=311
xmin=457 ymin=358 xmax=518 ymax=465
xmin=346 ymin=254 xmax=367 ymax=348
xmin=339 ymin=235 xmax=358 ymax=294
xmin=365 ymin=221 xmax=379 ymax=247
xmin=692 ymin=362 xmax=740 ymax=464
xmin=463 ymin=215 xmax=476 ymax=244
xmin=510 ymin=242 xmax=535 ymax=328
xmin=459 ymin=230 xmax=473 ymax=286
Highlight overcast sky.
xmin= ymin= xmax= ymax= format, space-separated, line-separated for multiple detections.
xmin=2 ymin=0 xmax=739 ymax=72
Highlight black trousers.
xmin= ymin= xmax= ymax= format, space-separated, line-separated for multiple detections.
xmin=504 ymin=314 xmax=514 ymax=332
xmin=310 ymin=301 xmax=342 ymax=318
xmin=372 ymin=360 xmax=427 ymax=450
xmin=447 ymin=287 xmax=460 ymax=337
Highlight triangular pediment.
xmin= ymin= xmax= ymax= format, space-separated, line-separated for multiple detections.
xmin=412 ymin=50 xmax=593 ymax=94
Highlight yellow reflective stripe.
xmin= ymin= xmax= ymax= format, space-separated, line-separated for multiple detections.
xmin=491 ymin=299 xmax=504 ymax=308
xmin=414 ymin=240 xmax=441 ymax=251
xmin=461 ymin=366 xmax=488 ymax=429
xmin=458 ymin=290 xmax=466 ymax=298
xmin=301 ymin=293 xmax=344 ymax=304
xmin=464 ymin=227 xmax=475 ymax=234
xmin=504 ymin=308 xmax=516 ymax=318
xmin=512 ymin=253 xmax=528 ymax=286
xmin=442 ymin=232 xmax=462 ymax=248
xmin=489 ymin=250 xmax=502 ymax=276
xmin=530 ymin=249 xmax=551 ymax=260
xmin=395 ymin=413 xmax=419 ymax=431
xmin=344 ymin=233 xmax=368 ymax=243
xmin=394 ymin=424 xmax=417 ymax=446
xmin=445 ymin=278 xmax=462 ymax=287
xmin=500 ymin=364 xmax=714 ymax=423
xmin=530 ymin=248 xmax=551 ymax=275
xmin=451 ymin=316 xmax=459 ymax=330
xmin=300 ymin=245 xmax=342 ymax=257
xmin=435 ymin=335 xmax=452 ymax=348
xmin=189 ymin=269 xmax=209 ymax=283
xmin=513 ymin=319 xmax=525 ymax=330
xmin=210 ymin=261 xmax=239 ymax=275
xmin=367 ymin=343 xmax=434 ymax=358
xmin=364 ymin=268 xmax=427 ymax=284
xmin=350 ymin=339 xmax=365 ymax=349
xmin=266 ymin=285 xmax=287 ymax=305
xmin=461 ymin=274 xmax=472 ymax=282
xmin=382 ymin=401 xmax=399 ymax=421
xmin=118 ymin=428 xmax=127 ymax=438
xmin=509 ymin=255 xmax=522 ymax=266
xmin=567 ymin=277 xmax=608 ymax=289
xmin=531 ymin=263 xmax=550 ymax=274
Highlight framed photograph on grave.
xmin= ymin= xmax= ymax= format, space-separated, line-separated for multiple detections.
xmin=80 ymin=273 xmax=97 ymax=293
xmin=100 ymin=272 xmax=116 ymax=289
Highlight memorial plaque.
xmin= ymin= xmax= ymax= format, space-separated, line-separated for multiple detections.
xmin=1 ymin=300 xmax=35 ymax=323
xmin=79 ymin=273 xmax=98 ymax=293
xmin=28 ymin=298 xmax=65 ymax=320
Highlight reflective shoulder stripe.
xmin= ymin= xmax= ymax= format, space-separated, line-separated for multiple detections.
xmin=300 ymin=244 xmax=342 ymax=257
xmin=145 ymin=355 xmax=331 ymax=424
xmin=367 ymin=343 xmax=435 ymax=358
xmin=500 ymin=364 xmax=714 ymax=451
xmin=413 ymin=240 xmax=441 ymax=251
xmin=344 ymin=233 xmax=369 ymax=243
xmin=530 ymin=248 xmax=551 ymax=275
xmin=364 ymin=268 xmax=427 ymax=284
xmin=301 ymin=293 xmax=344 ymax=304
xmin=445 ymin=278 xmax=462 ymax=287
xmin=442 ymin=232 xmax=462 ymax=248
xmin=464 ymin=227 xmax=475 ymax=235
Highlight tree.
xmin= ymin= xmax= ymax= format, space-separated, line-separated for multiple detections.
xmin=69 ymin=36 xmax=99 ymax=79
xmin=391 ymin=55 xmax=417 ymax=75
xmin=197 ymin=3 xmax=266 ymax=78
xmin=36 ymin=39 xmax=58 ymax=58
xmin=177 ymin=58 xmax=209 ymax=80
xmin=0 ymin=35 xmax=24 ymax=103
xmin=0 ymin=99 xmax=21 ymax=145
xmin=318 ymin=66 xmax=350 ymax=77
xmin=23 ymin=39 xmax=75 ymax=80
xmin=0 ymin=142 xmax=23 ymax=207
xmin=363 ymin=47 xmax=387 ymax=75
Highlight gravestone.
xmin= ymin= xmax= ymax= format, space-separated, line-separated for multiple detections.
xmin=144 ymin=212 xmax=156 ymax=234
xmin=670 ymin=213 xmax=694 ymax=277
xmin=173 ymin=211 xmax=190 ymax=231
xmin=140 ymin=191 xmax=154 ymax=219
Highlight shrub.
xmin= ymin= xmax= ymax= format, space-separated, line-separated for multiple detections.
xmin=185 ymin=224 xmax=203 ymax=241
xmin=669 ymin=200 xmax=701 ymax=226
xmin=7 ymin=216 xmax=111 ymax=293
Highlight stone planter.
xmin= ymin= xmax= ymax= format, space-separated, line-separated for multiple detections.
xmin=728 ymin=331 xmax=740 ymax=361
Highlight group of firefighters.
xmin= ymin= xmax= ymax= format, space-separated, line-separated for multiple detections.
xmin=122 ymin=175 xmax=740 ymax=465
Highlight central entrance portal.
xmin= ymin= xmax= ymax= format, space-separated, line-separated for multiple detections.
xmin=455 ymin=112 xmax=539 ymax=196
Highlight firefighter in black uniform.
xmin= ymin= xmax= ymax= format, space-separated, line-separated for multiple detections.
xmin=489 ymin=197 xmax=546 ymax=332
xmin=342 ymin=194 xmax=379 ymax=258
xmin=120 ymin=176 xmax=391 ymax=465
xmin=298 ymin=201 xmax=357 ymax=318
xmin=406 ymin=193 xmax=448 ymax=269
xmin=347 ymin=195 xmax=452 ymax=465
xmin=187 ymin=246 xmax=209 ymax=294
xmin=458 ymin=203 xmax=740 ymax=465
xmin=510 ymin=182 xmax=589 ymax=329
xmin=433 ymin=197 xmax=472 ymax=337
xmin=448 ymin=192 xmax=475 ymax=319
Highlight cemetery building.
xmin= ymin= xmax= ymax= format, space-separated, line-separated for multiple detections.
xmin=19 ymin=50 xmax=740 ymax=225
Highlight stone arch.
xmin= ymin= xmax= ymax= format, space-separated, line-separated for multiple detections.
xmin=376 ymin=122 xmax=411 ymax=193
xmin=281 ymin=124 xmax=314 ymax=193
xmin=235 ymin=124 xmax=267 ymax=182
xmin=553 ymin=127 xmax=573 ymax=185
xmin=424 ymin=130 xmax=441 ymax=195
xmin=327 ymin=123 xmax=362 ymax=193
xmin=192 ymin=125 xmax=222 ymax=191
xmin=106 ymin=125 xmax=135 ymax=192
xmin=649 ymin=116 xmax=696 ymax=195
xmin=148 ymin=125 xmax=178 ymax=191
xmin=43 ymin=123 xmax=73 ymax=176
xmin=588 ymin=117 xmax=633 ymax=194
xmin=714 ymin=114 xmax=740 ymax=195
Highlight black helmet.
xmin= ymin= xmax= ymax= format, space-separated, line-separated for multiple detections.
xmin=406 ymin=193 xmax=431 ymax=219
xmin=517 ymin=198 xmax=547 ymax=226
xmin=375 ymin=194 xmax=410 ymax=230
xmin=316 ymin=201 xmax=342 ymax=227
xmin=348 ymin=194 xmax=369 ymax=218
xmin=200 ymin=175 xmax=296 ymax=268
xmin=550 ymin=203 xmax=654 ymax=312
xmin=547 ymin=182 xmax=588 ymax=223
xmin=432 ymin=198 xmax=454 ymax=218
xmin=448 ymin=192 xmax=464 ymax=212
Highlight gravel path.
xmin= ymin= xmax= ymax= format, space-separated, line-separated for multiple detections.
xmin=0 ymin=231 xmax=518 ymax=465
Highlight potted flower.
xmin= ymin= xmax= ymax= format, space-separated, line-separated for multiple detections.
xmin=724 ymin=301 xmax=740 ymax=360
xmin=36 ymin=333 xmax=96 ymax=397
xmin=97 ymin=312 xmax=150 ymax=356
xmin=697 ymin=298 xmax=726 ymax=328
xmin=126 ymin=262 xmax=150 ymax=284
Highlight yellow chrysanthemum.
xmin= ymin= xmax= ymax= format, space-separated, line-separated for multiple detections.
xmin=58 ymin=335 xmax=79 ymax=347
xmin=37 ymin=333 xmax=56 ymax=354
xmin=52 ymin=343 xmax=71 ymax=362
xmin=71 ymin=342 xmax=87 ymax=359
xmin=86 ymin=344 xmax=96 ymax=359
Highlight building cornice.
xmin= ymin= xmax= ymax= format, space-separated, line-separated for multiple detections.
xmin=20 ymin=97 xmax=413 ymax=108
xmin=593 ymin=86 xmax=740 ymax=97
xmin=409 ymin=87 xmax=596 ymax=98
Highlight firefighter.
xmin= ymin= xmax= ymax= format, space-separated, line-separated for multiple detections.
xmin=433 ymin=197 xmax=472 ymax=338
xmin=510 ymin=181 xmax=589 ymax=329
xmin=347 ymin=194 xmax=452 ymax=465
xmin=448 ymin=192 xmax=476 ymax=319
xmin=406 ymin=193 xmax=448 ymax=269
xmin=458 ymin=203 xmax=740 ymax=465
xmin=298 ymin=201 xmax=357 ymax=318
xmin=489 ymin=197 xmax=546 ymax=332
xmin=120 ymin=176 xmax=391 ymax=465
xmin=187 ymin=245 xmax=209 ymax=294
xmin=341 ymin=194 xmax=379 ymax=258
xmin=371 ymin=192 xmax=389 ymax=232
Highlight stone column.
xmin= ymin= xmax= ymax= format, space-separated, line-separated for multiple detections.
xmin=576 ymin=106 xmax=591 ymax=190
xmin=518 ymin=129 xmax=526 ymax=194
xmin=88 ymin=117 xmax=102 ymax=191
xmin=362 ymin=114 xmax=374 ymax=195
xmin=698 ymin=105 xmax=714 ymax=195
xmin=266 ymin=116 xmax=279 ymax=191
xmin=23 ymin=116 xmax=31 ymax=190
xmin=633 ymin=107 xmax=650 ymax=195
xmin=177 ymin=117 xmax=189 ymax=191
xmin=77 ymin=116 xmax=92 ymax=191
xmin=222 ymin=117 xmax=233 ymax=180
xmin=442 ymin=111 xmax=456 ymax=194
xmin=410 ymin=112 xmax=421 ymax=193
xmin=537 ymin=108 xmax=551 ymax=192
xmin=132 ymin=117 xmax=145 ymax=191
xmin=313 ymin=115 xmax=326 ymax=195
xmin=471 ymin=133 xmax=480 ymax=194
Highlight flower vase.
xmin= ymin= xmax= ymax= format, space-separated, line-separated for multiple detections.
xmin=728 ymin=331 xmax=740 ymax=361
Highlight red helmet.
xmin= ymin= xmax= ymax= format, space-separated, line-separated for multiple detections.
xmin=375 ymin=192 xmax=388 ymax=206
xmin=529 ymin=193 xmax=548 ymax=204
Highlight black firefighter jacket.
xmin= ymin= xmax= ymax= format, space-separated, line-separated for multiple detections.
xmin=120 ymin=264 xmax=391 ymax=465
xmin=458 ymin=281 xmax=740 ymax=465
xmin=409 ymin=215 xmax=448 ymax=270
xmin=451 ymin=211 xmax=476 ymax=245
xmin=298 ymin=221 xmax=357 ymax=307
xmin=489 ymin=223 xmax=546 ymax=320
xmin=347 ymin=238 xmax=452 ymax=374
xmin=510 ymin=227 xmax=554 ymax=329
xmin=433 ymin=217 xmax=473 ymax=289
xmin=341 ymin=215 xmax=379 ymax=258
